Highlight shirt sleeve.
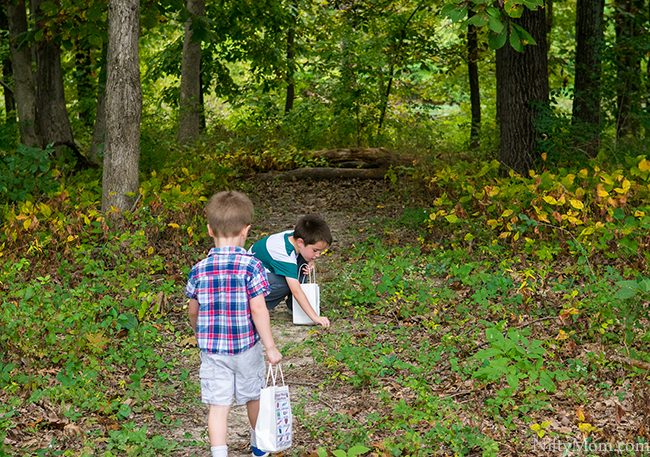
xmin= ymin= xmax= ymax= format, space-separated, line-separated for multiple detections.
xmin=248 ymin=260 xmax=271 ymax=298
xmin=185 ymin=266 xmax=198 ymax=299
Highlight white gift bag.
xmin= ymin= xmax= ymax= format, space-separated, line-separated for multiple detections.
xmin=255 ymin=364 xmax=292 ymax=453
xmin=292 ymin=265 xmax=320 ymax=325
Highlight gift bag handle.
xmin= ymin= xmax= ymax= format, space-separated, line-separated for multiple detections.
xmin=298 ymin=263 xmax=316 ymax=284
xmin=265 ymin=363 xmax=285 ymax=387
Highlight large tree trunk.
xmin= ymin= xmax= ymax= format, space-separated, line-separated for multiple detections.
xmin=7 ymin=0 xmax=40 ymax=146
xmin=571 ymin=0 xmax=604 ymax=158
xmin=32 ymin=0 xmax=75 ymax=151
xmin=0 ymin=6 xmax=16 ymax=123
xmin=496 ymin=6 xmax=549 ymax=175
xmin=614 ymin=0 xmax=642 ymax=140
xmin=102 ymin=0 xmax=142 ymax=217
xmin=177 ymin=0 xmax=205 ymax=145
xmin=468 ymin=12 xmax=480 ymax=149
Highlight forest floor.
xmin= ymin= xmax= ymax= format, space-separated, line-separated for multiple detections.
xmin=5 ymin=178 xmax=650 ymax=457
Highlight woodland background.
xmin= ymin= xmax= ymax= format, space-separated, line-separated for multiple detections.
xmin=1 ymin=0 xmax=650 ymax=456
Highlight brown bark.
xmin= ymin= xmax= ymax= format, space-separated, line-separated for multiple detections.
xmin=101 ymin=0 xmax=142 ymax=216
xmin=0 ymin=6 xmax=16 ymax=122
xmin=614 ymin=0 xmax=642 ymax=140
xmin=572 ymin=0 xmax=604 ymax=157
xmin=496 ymin=7 xmax=549 ymax=175
xmin=74 ymin=43 xmax=95 ymax=127
xmin=89 ymin=47 xmax=107 ymax=163
xmin=284 ymin=24 xmax=295 ymax=115
xmin=178 ymin=0 xmax=205 ymax=145
xmin=468 ymin=12 xmax=480 ymax=149
xmin=32 ymin=0 xmax=75 ymax=151
xmin=7 ymin=0 xmax=40 ymax=146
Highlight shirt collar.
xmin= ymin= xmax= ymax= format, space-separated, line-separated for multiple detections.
xmin=208 ymin=246 xmax=248 ymax=257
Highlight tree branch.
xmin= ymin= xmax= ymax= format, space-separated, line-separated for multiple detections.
xmin=0 ymin=78 xmax=14 ymax=95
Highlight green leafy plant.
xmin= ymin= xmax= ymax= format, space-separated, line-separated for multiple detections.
xmin=0 ymin=145 xmax=60 ymax=204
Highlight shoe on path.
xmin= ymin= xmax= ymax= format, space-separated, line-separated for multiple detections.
xmin=251 ymin=446 xmax=269 ymax=457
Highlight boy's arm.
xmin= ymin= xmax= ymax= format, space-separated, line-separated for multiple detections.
xmin=189 ymin=298 xmax=199 ymax=334
xmin=287 ymin=277 xmax=330 ymax=328
xmin=250 ymin=294 xmax=282 ymax=365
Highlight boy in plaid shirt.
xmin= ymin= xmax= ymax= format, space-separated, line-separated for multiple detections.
xmin=186 ymin=191 xmax=282 ymax=457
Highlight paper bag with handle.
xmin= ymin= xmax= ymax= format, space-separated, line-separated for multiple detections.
xmin=255 ymin=363 xmax=292 ymax=453
xmin=292 ymin=263 xmax=320 ymax=325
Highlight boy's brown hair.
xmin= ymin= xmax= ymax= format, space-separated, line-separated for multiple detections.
xmin=294 ymin=214 xmax=332 ymax=246
xmin=206 ymin=191 xmax=254 ymax=238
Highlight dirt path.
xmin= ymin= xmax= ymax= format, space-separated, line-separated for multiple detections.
xmin=173 ymin=179 xmax=407 ymax=457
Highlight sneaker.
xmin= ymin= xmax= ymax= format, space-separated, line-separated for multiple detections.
xmin=251 ymin=446 xmax=269 ymax=457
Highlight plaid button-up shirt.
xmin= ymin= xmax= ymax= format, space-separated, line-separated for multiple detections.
xmin=185 ymin=246 xmax=270 ymax=355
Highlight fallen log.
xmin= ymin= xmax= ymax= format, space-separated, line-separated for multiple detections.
xmin=256 ymin=147 xmax=416 ymax=181
xmin=312 ymin=147 xmax=414 ymax=168
xmin=257 ymin=167 xmax=388 ymax=181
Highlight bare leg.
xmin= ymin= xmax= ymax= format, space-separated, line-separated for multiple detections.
xmin=208 ymin=404 xmax=230 ymax=446
xmin=247 ymin=399 xmax=260 ymax=429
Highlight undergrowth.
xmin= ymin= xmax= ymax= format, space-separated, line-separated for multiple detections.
xmin=1 ymin=145 xmax=650 ymax=456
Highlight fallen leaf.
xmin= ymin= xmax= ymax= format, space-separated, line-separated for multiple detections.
xmin=616 ymin=403 xmax=625 ymax=424
xmin=64 ymin=423 xmax=82 ymax=437
xmin=180 ymin=336 xmax=197 ymax=347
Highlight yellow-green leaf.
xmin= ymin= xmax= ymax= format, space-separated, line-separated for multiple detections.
xmin=569 ymin=199 xmax=584 ymax=210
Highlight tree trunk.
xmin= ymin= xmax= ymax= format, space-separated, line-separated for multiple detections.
xmin=102 ymin=0 xmax=142 ymax=217
xmin=468 ymin=11 xmax=480 ymax=149
xmin=89 ymin=47 xmax=107 ymax=163
xmin=178 ymin=0 xmax=205 ymax=145
xmin=614 ymin=0 xmax=642 ymax=140
xmin=571 ymin=0 xmax=604 ymax=157
xmin=0 ymin=6 xmax=16 ymax=123
xmin=90 ymin=83 xmax=106 ymax=163
xmin=496 ymin=7 xmax=549 ymax=175
xmin=546 ymin=0 xmax=553 ymax=51
xmin=7 ymin=0 xmax=40 ymax=146
xmin=74 ymin=42 xmax=96 ymax=127
xmin=284 ymin=23 xmax=296 ymax=115
xmin=32 ymin=0 xmax=75 ymax=151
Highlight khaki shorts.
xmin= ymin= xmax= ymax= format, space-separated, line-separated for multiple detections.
xmin=199 ymin=342 xmax=266 ymax=406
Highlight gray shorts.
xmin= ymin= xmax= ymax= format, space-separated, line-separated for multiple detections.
xmin=199 ymin=342 xmax=266 ymax=406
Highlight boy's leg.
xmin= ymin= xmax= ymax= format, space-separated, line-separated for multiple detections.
xmin=247 ymin=399 xmax=260 ymax=430
xmin=208 ymin=404 xmax=230 ymax=446
xmin=265 ymin=255 xmax=308 ymax=312
xmin=199 ymin=351 xmax=236 ymax=456
xmin=264 ymin=272 xmax=291 ymax=310
xmin=233 ymin=343 xmax=266 ymax=454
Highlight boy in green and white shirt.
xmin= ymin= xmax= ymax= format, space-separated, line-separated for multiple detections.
xmin=249 ymin=214 xmax=332 ymax=328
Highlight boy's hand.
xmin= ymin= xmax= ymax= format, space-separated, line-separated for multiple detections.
xmin=300 ymin=262 xmax=314 ymax=275
xmin=267 ymin=346 xmax=283 ymax=365
xmin=314 ymin=315 xmax=330 ymax=328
